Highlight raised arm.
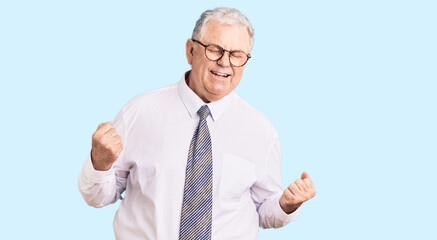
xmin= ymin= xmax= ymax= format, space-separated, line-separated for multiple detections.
xmin=78 ymin=110 xmax=129 ymax=208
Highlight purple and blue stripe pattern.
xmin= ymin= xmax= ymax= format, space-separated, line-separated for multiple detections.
xmin=179 ymin=105 xmax=213 ymax=240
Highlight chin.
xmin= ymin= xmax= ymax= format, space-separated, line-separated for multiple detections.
xmin=210 ymin=78 xmax=233 ymax=89
xmin=206 ymin=85 xmax=230 ymax=96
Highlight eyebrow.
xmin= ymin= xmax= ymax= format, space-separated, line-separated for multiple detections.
xmin=204 ymin=41 xmax=248 ymax=53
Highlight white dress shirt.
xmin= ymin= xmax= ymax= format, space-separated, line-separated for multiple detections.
xmin=78 ymin=73 xmax=300 ymax=240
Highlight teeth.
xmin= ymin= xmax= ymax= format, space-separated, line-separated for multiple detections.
xmin=212 ymin=71 xmax=229 ymax=77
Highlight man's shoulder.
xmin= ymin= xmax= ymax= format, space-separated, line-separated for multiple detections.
xmin=132 ymin=82 xmax=179 ymax=103
xmin=232 ymin=93 xmax=270 ymax=120
xmin=122 ymin=82 xmax=179 ymax=111
xmin=231 ymin=93 xmax=278 ymax=135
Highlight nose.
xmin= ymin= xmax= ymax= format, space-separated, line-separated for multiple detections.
xmin=216 ymin=51 xmax=231 ymax=67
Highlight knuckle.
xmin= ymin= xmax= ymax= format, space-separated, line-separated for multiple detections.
xmin=305 ymin=179 xmax=313 ymax=185
xmin=284 ymin=191 xmax=292 ymax=199
xmin=111 ymin=145 xmax=119 ymax=154
xmin=97 ymin=136 xmax=105 ymax=145
xmin=103 ymin=139 xmax=113 ymax=147
xmin=92 ymin=133 xmax=100 ymax=142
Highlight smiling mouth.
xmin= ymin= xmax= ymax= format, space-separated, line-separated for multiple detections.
xmin=210 ymin=70 xmax=231 ymax=78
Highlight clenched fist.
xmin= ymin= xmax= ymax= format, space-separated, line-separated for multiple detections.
xmin=91 ymin=121 xmax=123 ymax=171
xmin=279 ymin=172 xmax=316 ymax=214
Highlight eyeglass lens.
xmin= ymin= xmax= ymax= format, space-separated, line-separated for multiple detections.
xmin=205 ymin=45 xmax=248 ymax=67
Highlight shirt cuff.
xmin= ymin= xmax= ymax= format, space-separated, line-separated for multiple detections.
xmin=273 ymin=196 xmax=302 ymax=224
xmin=82 ymin=154 xmax=115 ymax=183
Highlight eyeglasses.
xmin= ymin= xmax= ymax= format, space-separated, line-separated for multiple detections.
xmin=192 ymin=39 xmax=251 ymax=67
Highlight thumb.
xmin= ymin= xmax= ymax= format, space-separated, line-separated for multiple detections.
xmin=301 ymin=172 xmax=310 ymax=179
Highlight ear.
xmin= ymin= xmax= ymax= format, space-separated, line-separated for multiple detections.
xmin=186 ymin=39 xmax=194 ymax=65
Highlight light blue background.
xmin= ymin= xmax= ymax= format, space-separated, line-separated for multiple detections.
xmin=1 ymin=0 xmax=436 ymax=239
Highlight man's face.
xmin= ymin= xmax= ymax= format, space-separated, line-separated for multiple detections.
xmin=186 ymin=21 xmax=251 ymax=102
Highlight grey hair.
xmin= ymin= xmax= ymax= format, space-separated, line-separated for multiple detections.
xmin=192 ymin=7 xmax=254 ymax=51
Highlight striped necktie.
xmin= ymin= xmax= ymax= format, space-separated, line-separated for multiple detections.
xmin=179 ymin=105 xmax=213 ymax=240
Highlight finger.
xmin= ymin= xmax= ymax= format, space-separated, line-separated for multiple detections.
xmin=102 ymin=131 xmax=120 ymax=144
xmin=114 ymin=143 xmax=124 ymax=158
xmin=301 ymin=172 xmax=310 ymax=179
xmin=96 ymin=121 xmax=112 ymax=133
xmin=302 ymin=177 xmax=316 ymax=197
xmin=106 ymin=128 xmax=119 ymax=137
xmin=283 ymin=187 xmax=295 ymax=200
xmin=303 ymin=177 xmax=314 ymax=189
xmin=112 ymin=134 xmax=122 ymax=143
xmin=287 ymin=182 xmax=301 ymax=195
xmin=295 ymin=179 xmax=308 ymax=191
xmin=92 ymin=122 xmax=111 ymax=144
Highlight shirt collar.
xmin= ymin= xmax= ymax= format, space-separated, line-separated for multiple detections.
xmin=178 ymin=71 xmax=234 ymax=122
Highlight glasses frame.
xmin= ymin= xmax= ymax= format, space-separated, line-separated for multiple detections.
xmin=191 ymin=39 xmax=251 ymax=67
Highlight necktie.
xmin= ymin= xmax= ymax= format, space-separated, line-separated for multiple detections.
xmin=179 ymin=105 xmax=213 ymax=240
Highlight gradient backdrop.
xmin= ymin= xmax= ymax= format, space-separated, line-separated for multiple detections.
xmin=1 ymin=0 xmax=436 ymax=239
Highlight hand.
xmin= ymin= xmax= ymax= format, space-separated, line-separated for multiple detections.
xmin=91 ymin=121 xmax=123 ymax=171
xmin=279 ymin=172 xmax=316 ymax=214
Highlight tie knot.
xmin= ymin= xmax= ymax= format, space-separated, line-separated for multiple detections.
xmin=197 ymin=105 xmax=210 ymax=120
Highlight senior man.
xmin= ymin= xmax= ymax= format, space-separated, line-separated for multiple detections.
xmin=79 ymin=7 xmax=315 ymax=240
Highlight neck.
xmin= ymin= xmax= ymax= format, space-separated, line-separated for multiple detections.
xmin=185 ymin=71 xmax=212 ymax=103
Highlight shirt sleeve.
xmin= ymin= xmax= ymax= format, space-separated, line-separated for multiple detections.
xmin=250 ymin=137 xmax=301 ymax=228
xmin=77 ymin=108 xmax=130 ymax=208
